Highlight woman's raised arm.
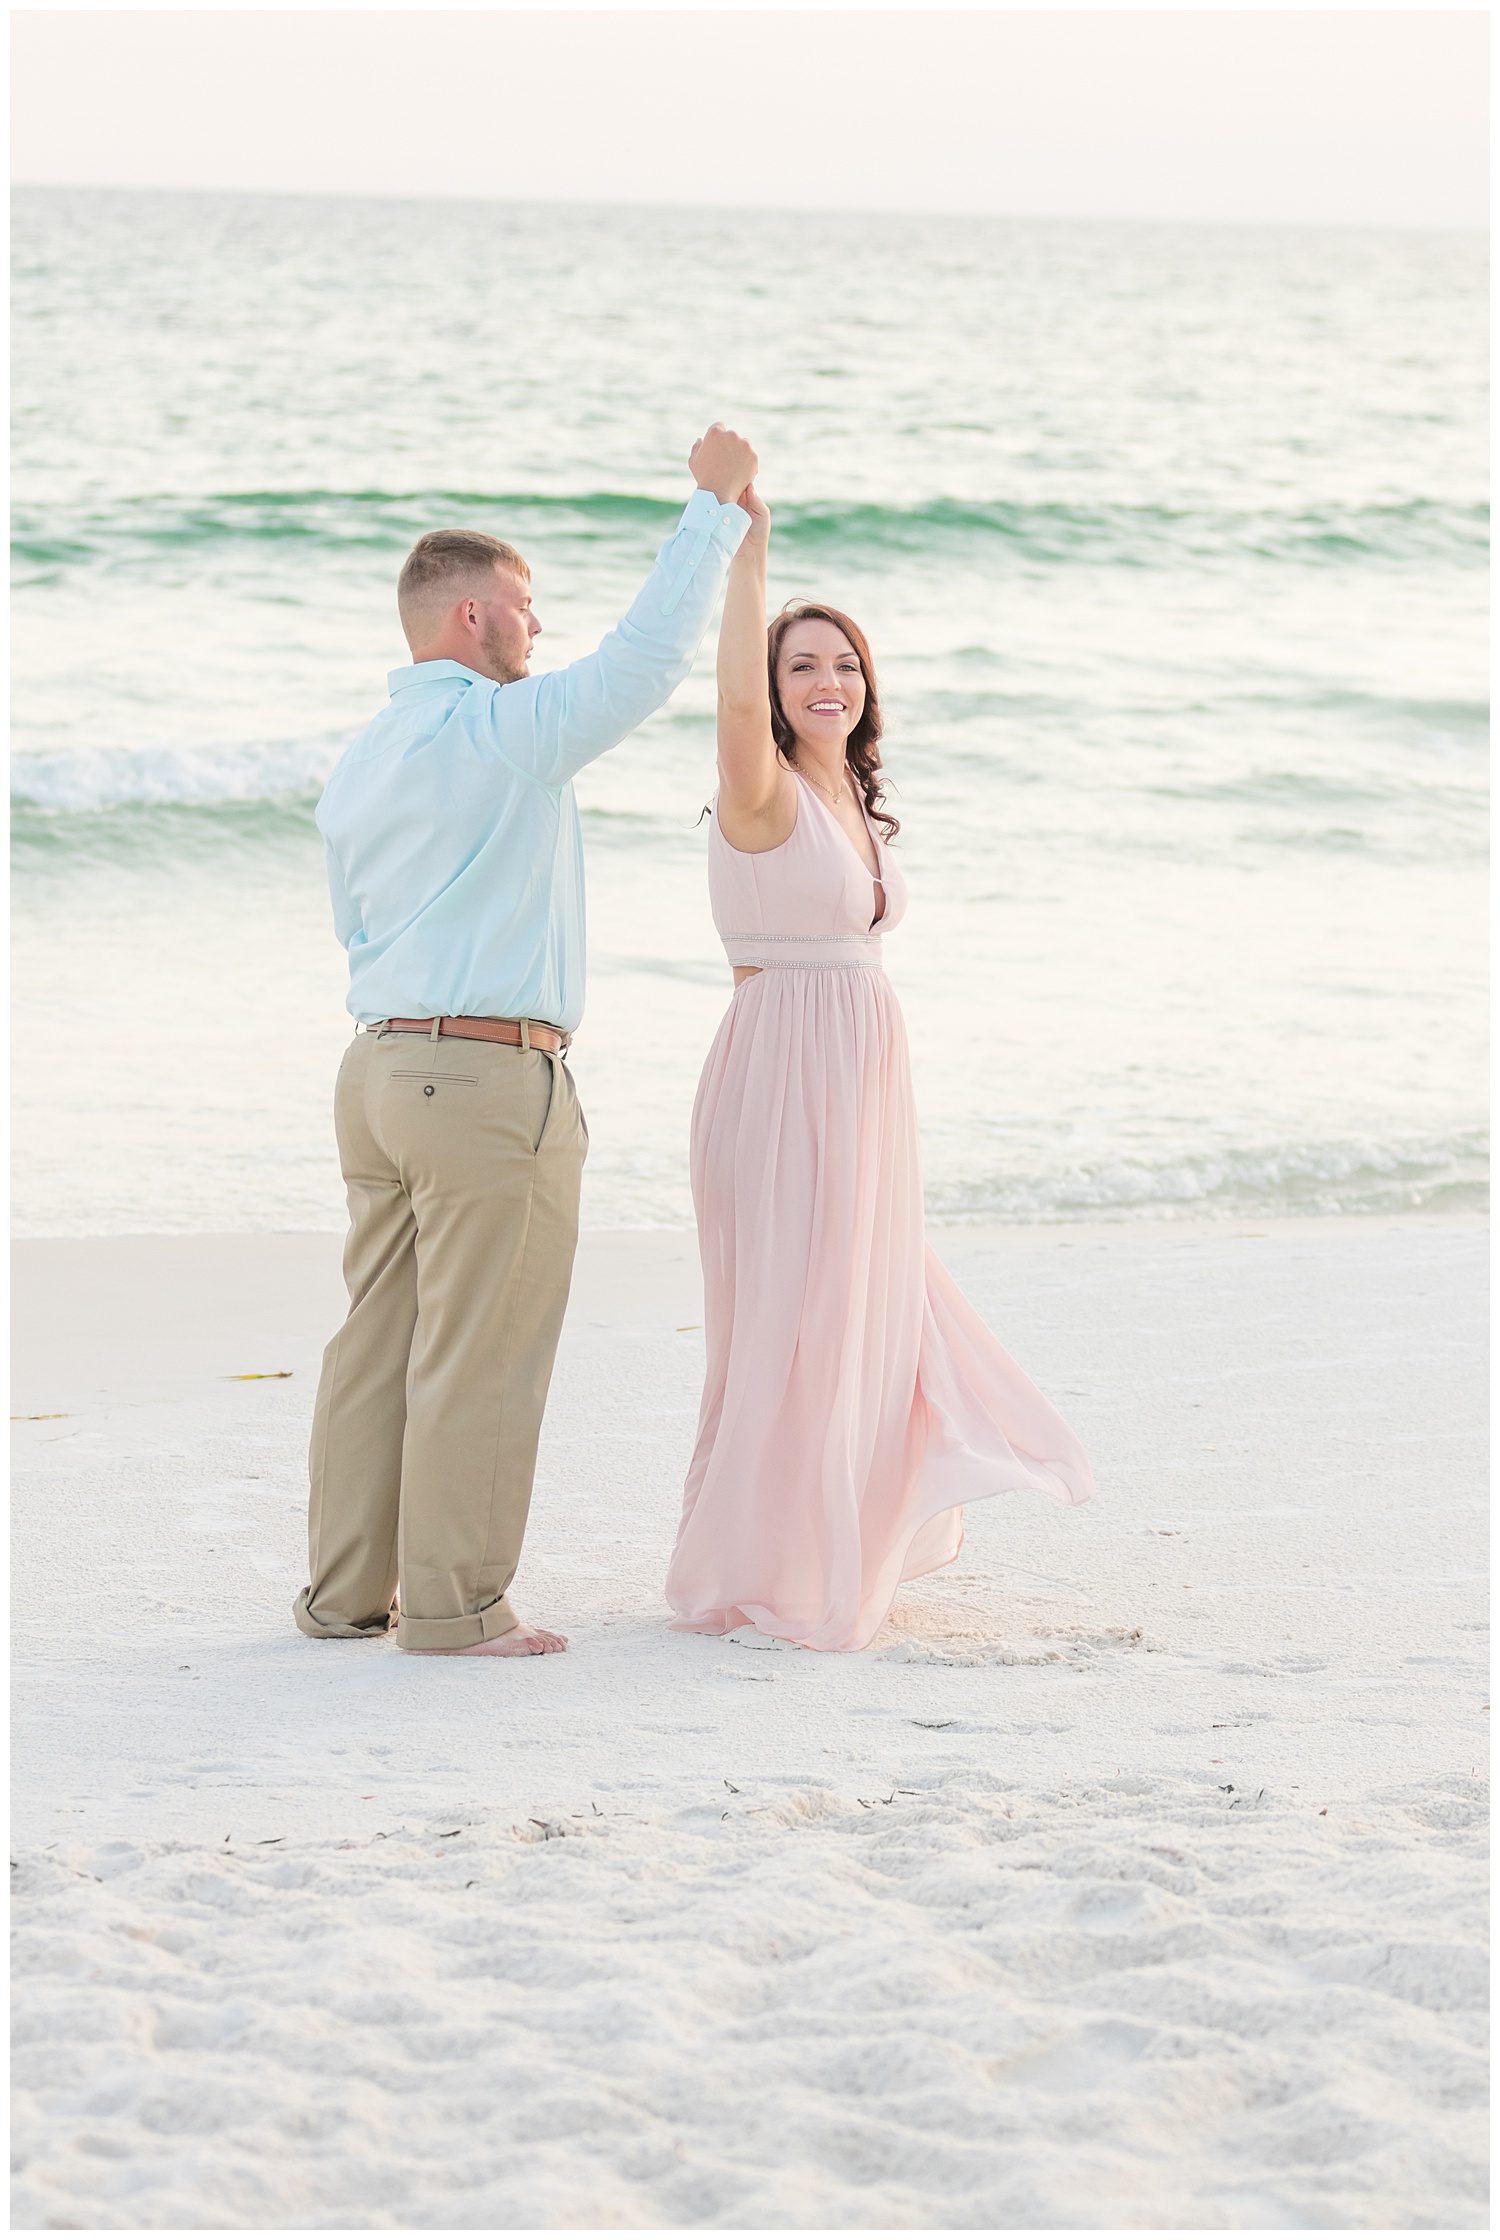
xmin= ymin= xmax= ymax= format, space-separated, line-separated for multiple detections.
xmin=715 ymin=485 xmax=796 ymax=849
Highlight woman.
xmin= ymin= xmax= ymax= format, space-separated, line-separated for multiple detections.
xmin=665 ymin=481 xmax=1094 ymax=1652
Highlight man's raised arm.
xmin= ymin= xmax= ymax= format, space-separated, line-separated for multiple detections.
xmin=496 ymin=424 xmax=758 ymax=788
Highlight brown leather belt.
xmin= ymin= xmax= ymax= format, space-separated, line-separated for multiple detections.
xmin=377 ymin=1016 xmax=570 ymax=1054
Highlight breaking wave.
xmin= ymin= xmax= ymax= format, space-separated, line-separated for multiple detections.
xmin=13 ymin=490 xmax=1489 ymax=583
xmin=924 ymin=1132 xmax=1489 ymax=1226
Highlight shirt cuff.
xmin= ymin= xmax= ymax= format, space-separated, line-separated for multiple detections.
xmin=681 ymin=483 xmax=751 ymax=555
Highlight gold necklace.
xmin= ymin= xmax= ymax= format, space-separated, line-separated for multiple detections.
xmin=795 ymin=761 xmax=849 ymax=808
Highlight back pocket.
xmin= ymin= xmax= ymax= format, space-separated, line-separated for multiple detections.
xmin=390 ymin=1069 xmax=479 ymax=1086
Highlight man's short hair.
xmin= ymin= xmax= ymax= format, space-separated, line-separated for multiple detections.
xmin=397 ymin=529 xmax=530 ymax=645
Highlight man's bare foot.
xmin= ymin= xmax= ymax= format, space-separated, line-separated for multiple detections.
xmin=403 ymin=1620 xmax=568 ymax=1658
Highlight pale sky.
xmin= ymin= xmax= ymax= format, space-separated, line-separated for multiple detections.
xmin=10 ymin=9 xmax=1489 ymax=227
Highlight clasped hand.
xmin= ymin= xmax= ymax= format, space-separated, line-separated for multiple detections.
xmin=689 ymin=422 xmax=759 ymax=512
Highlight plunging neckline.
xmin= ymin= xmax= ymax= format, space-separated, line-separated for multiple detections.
xmin=793 ymin=769 xmax=886 ymax=929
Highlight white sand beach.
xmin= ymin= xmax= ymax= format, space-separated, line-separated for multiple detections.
xmin=10 ymin=1213 xmax=1487 ymax=2228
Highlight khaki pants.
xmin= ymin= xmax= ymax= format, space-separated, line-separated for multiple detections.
xmin=294 ymin=1027 xmax=586 ymax=1650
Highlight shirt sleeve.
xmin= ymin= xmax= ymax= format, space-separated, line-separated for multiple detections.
xmin=324 ymin=836 xmax=363 ymax=952
xmin=485 ymin=487 xmax=750 ymax=788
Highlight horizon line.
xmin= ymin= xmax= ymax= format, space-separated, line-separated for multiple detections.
xmin=12 ymin=178 xmax=1489 ymax=236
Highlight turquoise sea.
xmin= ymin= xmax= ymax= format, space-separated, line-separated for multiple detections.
xmin=12 ymin=188 xmax=1487 ymax=1234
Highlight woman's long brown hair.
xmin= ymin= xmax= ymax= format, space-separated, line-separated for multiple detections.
xmin=766 ymin=602 xmax=899 ymax=841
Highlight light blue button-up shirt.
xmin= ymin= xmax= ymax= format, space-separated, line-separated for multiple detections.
xmin=317 ymin=487 xmax=749 ymax=1032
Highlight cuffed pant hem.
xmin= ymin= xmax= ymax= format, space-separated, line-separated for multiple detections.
xmin=293 ymin=1587 xmax=393 ymax=1640
xmin=395 ymin=1595 xmax=518 ymax=1652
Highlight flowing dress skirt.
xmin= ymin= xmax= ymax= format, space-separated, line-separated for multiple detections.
xmin=665 ymin=963 xmax=1094 ymax=1652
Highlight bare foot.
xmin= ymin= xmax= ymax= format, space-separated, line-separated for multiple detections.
xmin=403 ymin=1620 xmax=568 ymax=1658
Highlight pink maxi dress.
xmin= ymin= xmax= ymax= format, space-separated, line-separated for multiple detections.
xmin=665 ymin=772 xmax=1095 ymax=1652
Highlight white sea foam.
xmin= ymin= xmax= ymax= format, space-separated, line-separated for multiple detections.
xmin=11 ymin=737 xmax=346 ymax=814
xmin=925 ymin=1132 xmax=1491 ymax=1225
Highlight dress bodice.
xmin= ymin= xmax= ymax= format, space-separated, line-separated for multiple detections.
xmin=708 ymin=772 xmax=908 ymax=970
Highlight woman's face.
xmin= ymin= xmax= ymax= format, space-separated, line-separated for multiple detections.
xmin=776 ymin=620 xmax=866 ymax=756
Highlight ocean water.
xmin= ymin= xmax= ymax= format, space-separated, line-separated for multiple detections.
xmin=12 ymin=188 xmax=1488 ymax=1236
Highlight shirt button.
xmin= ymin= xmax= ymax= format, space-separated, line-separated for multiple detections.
xmin=424 ymin=1084 xmax=435 ymax=1097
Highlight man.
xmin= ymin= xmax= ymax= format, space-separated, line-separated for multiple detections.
xmin=295 ymin=423 xmax=756 ymax=1658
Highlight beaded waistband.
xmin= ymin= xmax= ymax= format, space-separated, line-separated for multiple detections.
xmin=720 ymin=931 xmax=884 ymax=970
